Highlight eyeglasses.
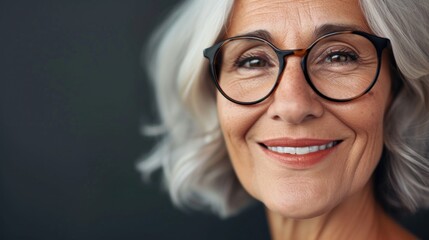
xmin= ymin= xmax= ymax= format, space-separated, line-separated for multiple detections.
xmin=203 ymin=31 xmax=390 ymax=105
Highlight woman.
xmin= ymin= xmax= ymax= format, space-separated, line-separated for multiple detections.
xmin=139 ymin=0 xmax=429 ymax=239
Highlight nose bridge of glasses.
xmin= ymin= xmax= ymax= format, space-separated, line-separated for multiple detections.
xmin=277 ymin=48 xmax=308 ymax=60
xmin=276 ymin=49 xmax=308 ymax=76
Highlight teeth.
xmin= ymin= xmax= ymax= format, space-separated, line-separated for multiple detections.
xmin=309 ymin=146 xmax=319 ymax=152
xmin=267 ymin=141 xmax=337 ymax=155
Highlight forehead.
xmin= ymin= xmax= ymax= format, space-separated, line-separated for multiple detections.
xmin=227 ymin=0 xmax=370 ymax=46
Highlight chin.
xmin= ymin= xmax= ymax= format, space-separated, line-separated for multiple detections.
xmin=258 ymin=182 xmax=342 ymax=219
xmin=265 ymin=198 xmax=339 ymax=219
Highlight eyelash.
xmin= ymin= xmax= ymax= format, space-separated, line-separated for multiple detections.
xmin=320 ymin=49 xmax=360 ymax=64
xmin=234 ymin=53 xmax=271 ymax=68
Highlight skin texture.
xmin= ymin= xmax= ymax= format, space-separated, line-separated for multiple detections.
xmin=217 ymin=0 xmax=414 ymax=239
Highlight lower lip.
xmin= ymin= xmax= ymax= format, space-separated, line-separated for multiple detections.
xmin=260 ymin=143 xmax=339 ymax=169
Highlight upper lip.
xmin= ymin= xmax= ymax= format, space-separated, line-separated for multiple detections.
xmin=259 ymin=138 xmax=341 ymax=148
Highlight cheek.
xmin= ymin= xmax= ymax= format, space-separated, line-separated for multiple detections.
xmin=337 ymin=76 xmax=391 ymax=191
xmin=217 ymin=99 xmax=251 ymax=143
xmin=344 ymin=103 xmax=385 ymax=181
xmin=216 ymin=96 xmax=265 ymax=196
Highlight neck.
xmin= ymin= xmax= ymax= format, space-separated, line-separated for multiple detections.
xmin=266 ymin=183 xmax=414 ymax=240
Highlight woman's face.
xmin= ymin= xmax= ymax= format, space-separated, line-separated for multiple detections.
xmin=217 ymin=0 xmax=392 ymax=218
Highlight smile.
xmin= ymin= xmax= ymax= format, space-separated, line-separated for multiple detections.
xmin=265 ymin=141 xmax=340 ymax=155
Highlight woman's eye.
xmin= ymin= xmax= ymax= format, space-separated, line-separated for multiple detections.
xmin=237 ymin=57 xmax=269 ymax=68
xmin=324 ymin=52 xmax=358 ymax=63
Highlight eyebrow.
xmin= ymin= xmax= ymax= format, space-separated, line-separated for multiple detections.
xmin=237 ymin=24 xmax=366 ymax=42
xmin=313 ymin=23 xmax=366 ymax=38
xmin=239 ymin=29 xmax=274 ymax=41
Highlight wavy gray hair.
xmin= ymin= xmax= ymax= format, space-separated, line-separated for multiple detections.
xmin=138 ymin=0 xmax=429 ymax=218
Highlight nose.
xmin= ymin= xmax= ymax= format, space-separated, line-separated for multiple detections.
xmin=267 ymin=58 xmax=324 ymax=124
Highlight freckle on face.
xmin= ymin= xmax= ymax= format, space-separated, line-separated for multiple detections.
xmin=217 ymin=0 xmax=392 ymax=218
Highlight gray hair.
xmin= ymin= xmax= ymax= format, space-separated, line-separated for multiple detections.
xmin=360 ymin=0 xmax=429 ymax=212
xmin=138 ymin=0 xmax=429 ymax=218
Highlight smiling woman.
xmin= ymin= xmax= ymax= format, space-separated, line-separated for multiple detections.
xmin=139 ymin=0 xmax=429 ymax=239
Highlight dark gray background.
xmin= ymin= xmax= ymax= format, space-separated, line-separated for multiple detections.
xmin=1 ymin=1 xmax=428 ymax=239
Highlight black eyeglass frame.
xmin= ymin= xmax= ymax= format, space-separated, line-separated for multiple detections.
xmin=203 ymin=30 xmax=390 ymax=105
